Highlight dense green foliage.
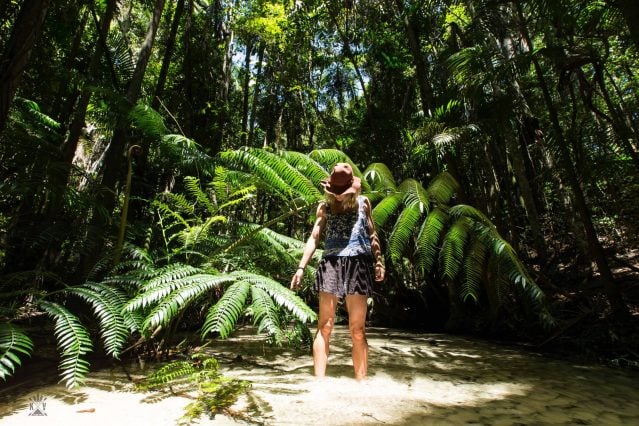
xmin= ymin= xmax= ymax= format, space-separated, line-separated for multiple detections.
xmin=1 ymin=0 xmax=637 ymax=386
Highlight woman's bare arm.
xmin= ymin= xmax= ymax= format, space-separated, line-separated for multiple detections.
xmin=290 ymin=202 xmax=327 ymax=289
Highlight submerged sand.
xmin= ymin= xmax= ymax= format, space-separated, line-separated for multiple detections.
xmin=1 ymin=326 xmax=638 ymax=425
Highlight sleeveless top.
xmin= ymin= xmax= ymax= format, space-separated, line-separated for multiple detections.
xmin=322 ymin=196 xmax=372 ymax=257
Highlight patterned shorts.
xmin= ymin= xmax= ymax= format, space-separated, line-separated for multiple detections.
xmin=314 ymin=255 xmax=374 ymax=298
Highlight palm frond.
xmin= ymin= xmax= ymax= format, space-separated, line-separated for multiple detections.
xmin=0 ymin=323 xmax=33 ymax=381
xmin=201 ymin=280 xmax=251 ymax=339
xmin=39 ymin=301 xmax=93 ymax=388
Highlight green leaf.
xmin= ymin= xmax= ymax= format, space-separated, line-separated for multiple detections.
xmin=0 ymin=323 xmax=33 ymax=380
xmin=201 ymin=281 xmax=251 ymax=339
xmin=39 ymin=301 xmax=93 ymax=388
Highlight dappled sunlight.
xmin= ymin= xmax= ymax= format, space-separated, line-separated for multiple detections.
xmin=1 ymin=326 xmax=638 ymax=425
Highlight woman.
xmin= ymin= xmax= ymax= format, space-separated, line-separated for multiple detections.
xmin=290 ymin=163 xmax=384 ymax=380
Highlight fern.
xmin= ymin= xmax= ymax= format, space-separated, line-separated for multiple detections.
xmin=414 ymin=207 xmax=449 ymax=274
xmin=389 ymin=203 xmax=423 ymax=264
xmin=221 ymin=147 xmax=322 ymax=202
xmin=236 ymin=271 xmax=317 ymax=323
xmin=440 ymin=217 xmax=472 ymax=281
xmin=184 ymin=176 xmax=216 ymax=215
xmin=39 ymin=301 xmax=93 ymax=388
xmin=142 ymin=274 xmax=235 ymax=332
xmin=461 ymin=238 xmax=488 ymax=303
xmin=0 ymin=323 xmax=33 ymax=381
xmin=250 ymin=286 xmax=284 ymax=344
xmin=66 ymin=283 xmax=130 ymax=358
xmin=201 ymin=281 xmax=251 ymax=339
xmin=129 ymin=102 xmax=167 ymax=138
xmin=138 ymin=353 xmax=250 ymax=424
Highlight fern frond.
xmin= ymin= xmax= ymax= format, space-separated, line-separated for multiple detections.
xmin=141 ymin=264 xmax=201 ymax=292
xmin=280 ymin=151 xmax=329 ymax=186
xmin=142 ymin=274 xmax=233 ymax=332
xmin=440 ymin=216 xmax=472 ymax=281
xmin=184 ymin=176 xmax=216 ymax=215
xmin=461 ymin=238 xmax=488 ymax=303
xmin=126 ymin=272 xmax=232 ymax=312
xmin=388 ymin=203 xmax=423 ymax=264
xmin=220 ymin=148 xmax=321 ymax=202
xmin=308 ymin=149 xmax=371 ymax=192
xmin=129 ymin=102 xmax=167 ymax=138
xmin=201 ymin=280 xmax=251 ymax=339
xmin=140 ymin=360 xmax=197 ymax=390
xmin=249 ymin=286 xmax=284 ymax=344
xmin=415 ymin=208 xmax=449 ymax=274
xmin=449 ymin=204 xmax=494 ymax=227
xmin=0 ymin=323 xmax=33 ymax=380
xmin=399 ymin=178 xmax=430 ymax=214
xmin=427 ymin=171 xmax=460 ymax=205
xmin=66 ymin=284 xmax=129 ymax=358
xmin=39 ymin=301 xmax=93 ymax=388
xmin=372 ymin=191 xmax=403 ymax=228
xmin=364 ymin=162 xmax=397 ymax=193
xmin=235 ymin=272 xmax=316 ymax=323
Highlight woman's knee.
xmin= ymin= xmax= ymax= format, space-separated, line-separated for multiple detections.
xmin=349 ymin=324 xmax=366 ymax=342
xmin=318 ymin=317 xmax=335 ymax=335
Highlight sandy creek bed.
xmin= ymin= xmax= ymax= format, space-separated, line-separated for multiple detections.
xmin=1 ymin=326 xmax=638 ymax=425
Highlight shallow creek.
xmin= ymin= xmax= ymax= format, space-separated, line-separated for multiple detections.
xmin=1 ymin=326 xmax=638 ymax=425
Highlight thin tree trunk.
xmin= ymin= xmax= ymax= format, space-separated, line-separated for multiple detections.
xmin=80 ymin=0 xmax=166 ymax=275
xmin=514 ymin=1 xmax=628 ymax=317
xmin=0 ymin=0 xmax=51 ymax=131
xmin=248 ymin=42 xmax=265 ymax=146
xmin=240 ymin=38 xmax=254 ymax=145
xmin=152 ymin=0 xmax=185 ymax=110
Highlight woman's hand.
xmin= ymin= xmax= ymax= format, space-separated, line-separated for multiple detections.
xmin=290 ymin=268 xmax=304 ymax=290
xmin=375 ymin=263 xmax=385 ymax=282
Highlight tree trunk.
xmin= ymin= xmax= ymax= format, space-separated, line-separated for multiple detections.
xmin=152 ymin=0 xmax=185 ymax=110
xmin=514 ymin=1 xmax=628 ymax=318
xmin=0 ymin=0 xmax=51 ymax=132
xmin=240 ymin=38 xmax=254 ymax=145
xmin=248 ymin=42 xmax=265 ymax=146
xmin=80 ymin=0 xmax=166 ymax=275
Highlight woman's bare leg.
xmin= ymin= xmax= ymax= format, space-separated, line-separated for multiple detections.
xmin=345 ymin=294 xmax=368 ymax=380
xmin=313 ymin=292 xmax=338 ymax=377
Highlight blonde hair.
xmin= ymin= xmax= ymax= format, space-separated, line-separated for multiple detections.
xmin=325 ymin=191 xmax=359 ymax=211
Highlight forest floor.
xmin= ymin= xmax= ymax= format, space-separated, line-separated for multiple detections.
xmin=533 ymin=246 xmax=639 ymax=369
xmin=1 ymin=327 xmax=638 ymax=425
